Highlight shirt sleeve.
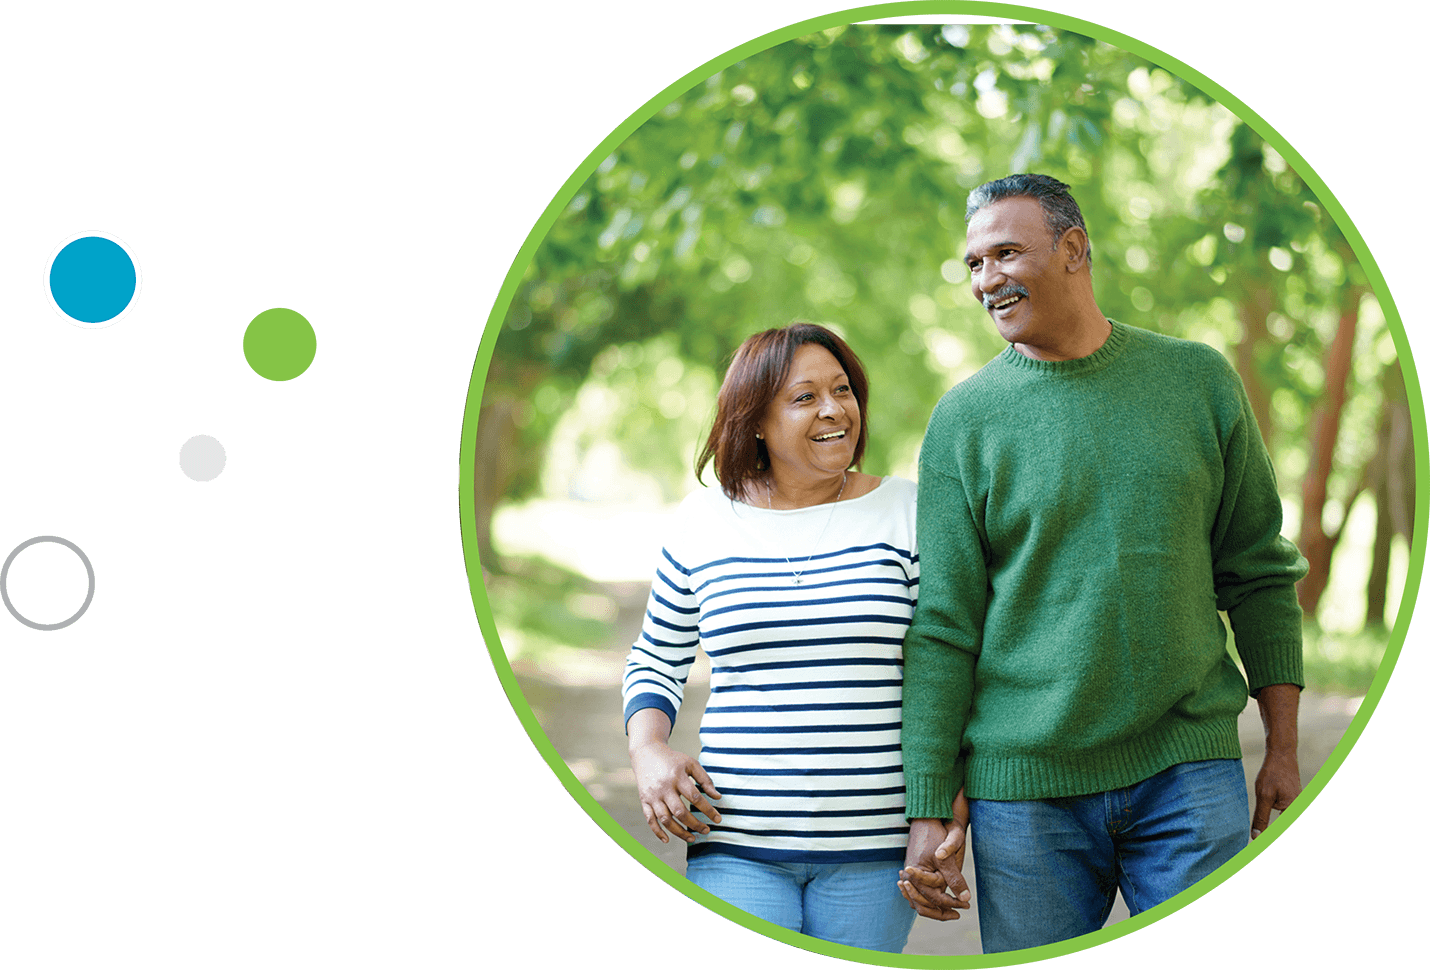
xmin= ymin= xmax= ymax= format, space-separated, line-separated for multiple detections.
xmin=1211 ymin=372 xmax=1309 ymax=694
xmin=621 ymin=547 xmax=700 ymax=732
xmin=900 ymin=461 xmax=987 ymax=820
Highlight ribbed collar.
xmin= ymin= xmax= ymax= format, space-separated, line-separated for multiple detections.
xmin=995 ymin=318 xmax=1131 ymax=377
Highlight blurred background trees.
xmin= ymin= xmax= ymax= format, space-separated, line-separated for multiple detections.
xmin=474 ymin=23 xmax=1413 ymax=693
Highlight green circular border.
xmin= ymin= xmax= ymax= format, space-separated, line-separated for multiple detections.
xmin=458 ymin=3 xmax=1425 ymax=965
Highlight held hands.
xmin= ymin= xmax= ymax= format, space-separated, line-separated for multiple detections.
xmin=629 ymin=740 xmax=723 ymax=844
xmin=898 ymin=789 xmax=972 ymax=920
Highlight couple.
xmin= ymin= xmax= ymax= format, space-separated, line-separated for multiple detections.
xmin=620 ymin=175 xmax=1308 ymax=954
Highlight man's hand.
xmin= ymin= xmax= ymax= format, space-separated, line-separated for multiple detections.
xmin=898 ymin=791 xmax=971 ymax=920
xmin=1251 ymin=683 xmax=1302 ymax=839
xmin=630 ymin=740 xmax=722 ymax=844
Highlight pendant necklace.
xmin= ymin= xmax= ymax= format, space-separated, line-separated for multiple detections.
xmin=766 ymin=472 xmax=846 ymax=585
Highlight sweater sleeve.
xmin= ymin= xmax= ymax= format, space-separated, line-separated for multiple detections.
xmin=1211 ymin=374 xmax=1309 ymax=694
xmin=621 ymin=547 xmax=700 ymax=732
xmin=900 ymin=462 xmax=987 ymax=820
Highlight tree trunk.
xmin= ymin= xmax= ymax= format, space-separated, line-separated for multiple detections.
xmin=1365 ymin=404 xmax=1393 ymax=628
xmin=470 ymin=351 xmax=559 ymax=576
xmin=472 ymin=398 xmax=518 ymax=574
xmin=1385 ymin=361 xmax=1416 ymax=543
xmin=1295 ymin=289 xmax=1362 ymax=616
xmin=1365 ymin=360 xmax=1415 ymax=627
xmin=1234 ymin=279 xmax=1275 ymax=449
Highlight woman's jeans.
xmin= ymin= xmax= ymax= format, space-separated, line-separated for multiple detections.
xmin=969 ymin=758 xmax=1250 ymax=953
xmin=684 ymin=853 xmax=915 ymax=952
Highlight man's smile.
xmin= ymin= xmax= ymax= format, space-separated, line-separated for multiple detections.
xmin=984 ymin=285 xmax=1029 ymax=311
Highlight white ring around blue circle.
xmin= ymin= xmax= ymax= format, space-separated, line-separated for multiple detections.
xmin=0 ymin=535 xmax=97 ymax=635
xmin=41 ymin=230 xmax=142 ymax=330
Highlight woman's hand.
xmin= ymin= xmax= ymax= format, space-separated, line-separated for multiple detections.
xmin=626 ymin=708 xmax=722 ymax=845
xmin=629 ymin=740 xmax=723 ymax=844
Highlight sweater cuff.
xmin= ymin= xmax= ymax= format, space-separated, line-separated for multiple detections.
xmin=1240 ymin=638 xmax=1305 ymax=695
xmin=904 ymin=764 xmax=964 ymax=821
xmin=623 ymin=693 xmax=677 ymax=734
xmin=1229 ymin=592 xmax=1306 ymax=693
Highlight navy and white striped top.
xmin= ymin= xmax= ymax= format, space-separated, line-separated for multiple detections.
xmin=622 ymin=476 xmax=919 ymax=864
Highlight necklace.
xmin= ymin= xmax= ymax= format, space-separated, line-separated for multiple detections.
xmin=765 ymin=472 xmax=846 ymax=585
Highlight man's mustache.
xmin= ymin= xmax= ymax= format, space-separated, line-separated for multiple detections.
xmin=983 ymin=283 xmax=1029 ymax=310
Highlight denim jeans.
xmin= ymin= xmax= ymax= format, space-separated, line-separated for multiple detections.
xmin=968 ymin=758 xmax=1250 ymax=953
xmin=684 ymin=853 xmax=916 ymax=952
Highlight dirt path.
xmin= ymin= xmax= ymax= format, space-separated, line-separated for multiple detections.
xmin=510 ymin=584 xmax=1362 ymax=956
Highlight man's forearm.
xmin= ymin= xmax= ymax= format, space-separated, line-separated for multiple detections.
xmin=1255 ymin=682 xmax=1300 ymax=755
xmin=1251 ymin=682 xmax=1301 ymax=837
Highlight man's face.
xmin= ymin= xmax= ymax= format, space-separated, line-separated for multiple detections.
xmin=963 ymin=196 xmax=1070 ymax=351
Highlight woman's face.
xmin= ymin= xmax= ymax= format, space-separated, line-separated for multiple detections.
xmin=756 ymin=343 xmax=861 ymax=487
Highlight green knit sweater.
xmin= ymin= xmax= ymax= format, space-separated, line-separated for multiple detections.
xmin=901 ymin=321 xmax=1307 ymax=817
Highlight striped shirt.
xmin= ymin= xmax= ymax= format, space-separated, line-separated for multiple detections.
xmin=622 ymin=476 xmax=918 ymax=864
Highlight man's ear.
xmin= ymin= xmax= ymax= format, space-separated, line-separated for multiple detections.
xmin=1059 ymin=226 xmax=1090 ymax=273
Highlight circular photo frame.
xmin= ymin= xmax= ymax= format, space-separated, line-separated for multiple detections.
xmin=461 ymin=3 xmax=1422 ymax=964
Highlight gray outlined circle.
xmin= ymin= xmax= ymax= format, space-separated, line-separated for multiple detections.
xmin=1 ymin=536 xmax=95 ymax=631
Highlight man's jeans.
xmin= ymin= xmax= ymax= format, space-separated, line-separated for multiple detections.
xmin=684 ymin=853 xmax=916 ymax=952
xmin=968 ymin=758 xmax=1250 ymax=953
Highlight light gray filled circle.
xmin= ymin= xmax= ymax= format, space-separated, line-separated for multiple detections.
xmin=180 ymin=434 xmax=226 ymax=481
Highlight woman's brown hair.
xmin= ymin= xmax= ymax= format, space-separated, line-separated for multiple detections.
xmin=695 ymin=322 xmax=870 ymax=501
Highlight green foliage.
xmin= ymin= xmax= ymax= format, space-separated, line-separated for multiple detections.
xmin=484 ymin=556 xmax=619 ymax=661
xmin=482 ymin=23 xmax=1398 ymax=633
xmin=1301 ymin=625 xmax=1389 ymax=696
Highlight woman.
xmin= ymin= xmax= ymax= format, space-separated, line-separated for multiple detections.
xmin=621 ymin=323 xmax=956 ymax=951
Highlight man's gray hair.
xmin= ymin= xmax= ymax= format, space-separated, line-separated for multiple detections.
xmin=966 ymin=173 xmax=1093 ymax=267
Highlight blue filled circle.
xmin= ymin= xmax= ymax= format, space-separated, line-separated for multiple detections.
xmin=49 ymin=236 xmax=137 ymax=323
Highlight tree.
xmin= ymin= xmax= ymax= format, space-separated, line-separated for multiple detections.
xmin=473 ymin=24 xmax=1402 ymax=633
xmin=1365 ymin=360 xmax=1416 ymax=627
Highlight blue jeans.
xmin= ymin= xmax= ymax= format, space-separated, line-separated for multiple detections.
xmin=684 ymin=853 xmax=916 ymax=952
xmin=968 ymin=759 xmax=1250 ymax=953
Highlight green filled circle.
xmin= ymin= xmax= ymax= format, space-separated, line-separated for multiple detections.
xmin=244 ymin=308 xmax=316 ymax=381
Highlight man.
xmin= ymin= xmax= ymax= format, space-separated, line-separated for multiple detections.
xmin=896 ymin=173 xmax=1308 ymax=952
